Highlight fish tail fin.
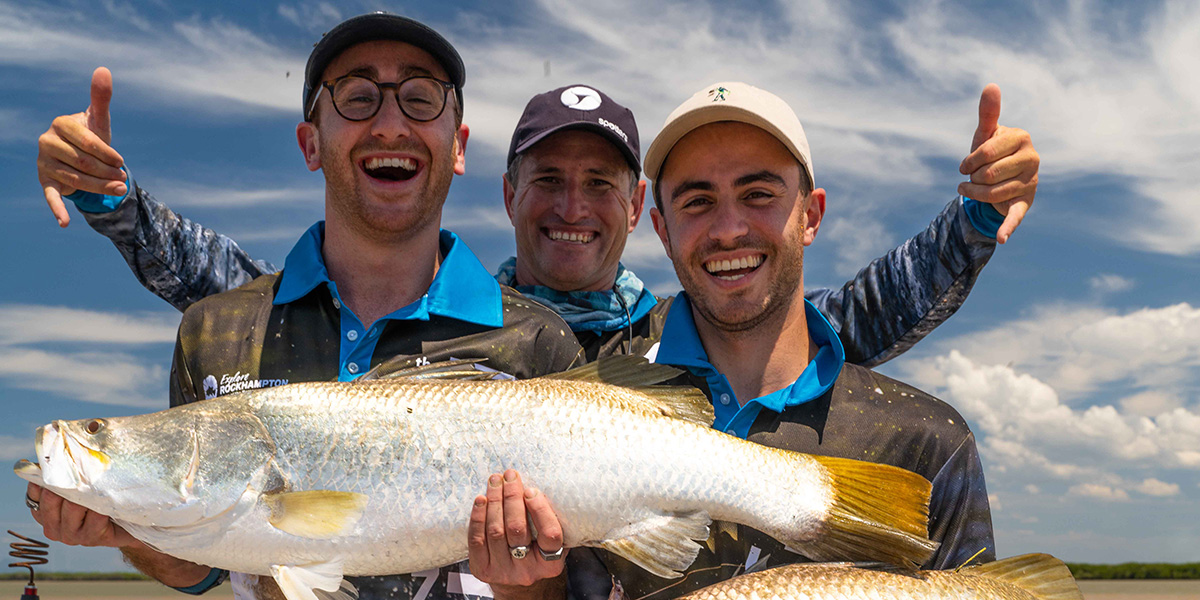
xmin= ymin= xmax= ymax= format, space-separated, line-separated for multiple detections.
xmin=961 ymin=553 xmax=1083 ymax=600
xmin=789 ymin=455 xmax=937 ymax=568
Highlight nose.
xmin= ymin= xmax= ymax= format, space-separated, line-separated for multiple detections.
xmin=555 ymin=182 xmax=590 ymax=224
xmin=707 ymin=201 xmax=749 ymax=247
xmin=369 ymin=89 xmax=414 ymax=141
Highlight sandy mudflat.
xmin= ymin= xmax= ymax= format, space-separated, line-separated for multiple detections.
xmin=1077 ymin=580 xmax=1199 ymax=599
xmin=0 ymin=579 xmax=234 ymax=599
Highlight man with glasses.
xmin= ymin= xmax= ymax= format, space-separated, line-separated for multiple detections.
xmin=25 ymin=12 xmax=585 ymax=600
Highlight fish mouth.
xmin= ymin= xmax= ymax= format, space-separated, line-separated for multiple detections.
xmin=38 ymin=420 xmax=111 ymax=490
xmin=703 ymin=253 xmax=765 ymax=281
xmin=13 ymin=459 xmax=43 ymax=486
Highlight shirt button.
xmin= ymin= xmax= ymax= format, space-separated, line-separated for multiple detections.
xmin=719 ymin=393 xmax=731 ymax=405
xmin=346 ymin=330 xmax=359 ymax=341
xmin=726 ymin=428 xmax=737 ymax=435
xmin=347 ymin=362 xmax=359 ymax=374
xmin=332 ymin=298 xmax=341 ymax=309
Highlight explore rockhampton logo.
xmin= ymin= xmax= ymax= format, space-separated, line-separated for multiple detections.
xmin=203 ymin=372 xmax=289 ymax=399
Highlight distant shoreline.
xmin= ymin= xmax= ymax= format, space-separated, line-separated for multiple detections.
xmin=4 ymin=564 xmax=1199 ymax=581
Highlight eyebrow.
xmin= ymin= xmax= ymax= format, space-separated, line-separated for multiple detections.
xmin=669 ymin=180 xmax=715 ymax=201
xmin=337 ymin=65 xmax=437 ymax=80
xmin=734 ymin=170 xmax=787 ymax=188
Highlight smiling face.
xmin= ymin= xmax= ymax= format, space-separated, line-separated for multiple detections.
xmin=651 ymin=121 xmax=825 ymax=333
xmin=297 ymin=40 xmax=468 ymax=243
xmin=504 ymin=129 xmax=646 ymax=292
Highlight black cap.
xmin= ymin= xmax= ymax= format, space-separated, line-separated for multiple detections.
xmin=507 ymin=85 xmax=641 ymax=174
xmin=303 ymin=12 xmax=465 ymax=121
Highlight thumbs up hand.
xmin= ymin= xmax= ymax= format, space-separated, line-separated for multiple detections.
xmin=37 ymin=67 xmax=128 ymax=227
xmin=957 ymin=84 xmax=1040 ymax=244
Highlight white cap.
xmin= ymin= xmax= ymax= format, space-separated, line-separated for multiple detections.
xmin=644 ymin=82 xmax=813 ymax=187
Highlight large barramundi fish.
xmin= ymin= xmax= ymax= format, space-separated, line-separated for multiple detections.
xmin=15 ymin=357 xmax=936 ymax=600
xmin=676 ymin=553 xmax=1084 ymax=600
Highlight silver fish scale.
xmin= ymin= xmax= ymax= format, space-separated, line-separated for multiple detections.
xmin=118 ymin=377 xmax=835 ymax=577
xmin=680 ymin=565 xmax=1044 ymax=600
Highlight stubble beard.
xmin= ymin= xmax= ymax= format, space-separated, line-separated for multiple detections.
xmin=323 ymin=141 xmax=453 ymax=245
xmin=677 ymin=233 xmax=805 ymax=335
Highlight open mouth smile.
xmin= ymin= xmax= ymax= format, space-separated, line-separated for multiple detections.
xmin=362 ymin=156 xmax=419 ymax=182
xmin=704 ymin=254 xmax=765 ymax=281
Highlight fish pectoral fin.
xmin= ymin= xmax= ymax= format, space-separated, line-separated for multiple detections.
xmin=358 ymin=356 xmax=497 ymax=381
xmin=264 ymin=490 xmax=368 ymax=539
xmin=960 ymin=553 xmax=1083 ymax=600
xmin=599 ymin=511 xmax=711 ymax=579
xmin=632 ymin=386 xmax=714 ymax=426
xmin=271 ymin=562 xmax=358 ymax=600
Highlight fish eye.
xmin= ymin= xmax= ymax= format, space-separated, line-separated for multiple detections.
xmin=85 ymin=419 xmax=105 ymax=435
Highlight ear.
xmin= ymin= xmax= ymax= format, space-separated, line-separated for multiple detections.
xmin=453 ymin=124 xmax=469 ymax=176
xmin=503 ymin=174 xmax=517 ymax=223
xmin=802 ymin=188 xmax=826 ymax=246
xmin=650 ymin=206 xmax=672 ymax=259
xmin=296 ymin=122 xmax=321 ymax=171
xmin=627 ymin=180 xmax=647 ymax=233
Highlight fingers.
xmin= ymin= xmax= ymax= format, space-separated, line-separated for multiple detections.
xmin=467 ymin=493 xmax=490 ymax=571
xmin=36 ymin=490 xmax=64 ymax=542
xmin=88 ymin=67 xmax=114 ymax=145
xmin=996 ymin=197 xmax=1031 ymax=244
xmin=967 ymin=83 xmax=1002 ymax=157
xmin=960 ymin=126 xmax=1035 ymax=178
xmin=38 ymin=153 xmax=127 ymax=196
xmin=48 ymin=114 xmax=124 ymax=170
xmin=484 ymin=473 xmax=512 ymax=570
xmin=58 ymin=499 xmax=91 ymax=545
xmin=501 ymin=470 xmax=531 ymax=552
xmin=41 ymin=179 xmax=70 ymax=228
xmin=524 ymin=487 xmax=565 ymax=557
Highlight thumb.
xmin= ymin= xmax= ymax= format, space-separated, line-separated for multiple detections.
xmin=970 ymin=83 xmax=1001 ymax=152
xmin=87 ymin=67 xmax=114 ymax=145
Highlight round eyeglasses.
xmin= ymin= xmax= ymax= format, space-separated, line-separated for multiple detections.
xmin=307 ymin=75 xmax=456 ymax=123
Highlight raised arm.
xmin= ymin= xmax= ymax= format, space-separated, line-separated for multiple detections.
xmin=36 ymin=67 xmax=276 ymax=313
xmin=808 ymin=84 xmax=1039 ymax=366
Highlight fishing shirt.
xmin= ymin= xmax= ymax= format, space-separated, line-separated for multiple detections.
xmin=169 ymin=222 xmax=584 ymax=600
xmin=568 ymin=293 xmax=995 ymax=600
xmin=76 ymin=178 xmax=999 ymax=367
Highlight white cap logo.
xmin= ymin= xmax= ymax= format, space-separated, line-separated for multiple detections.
xmin=561 ymin=86 xmax=602 ymax=110
xmin=203 ymin=375 xmax=218 ymax=399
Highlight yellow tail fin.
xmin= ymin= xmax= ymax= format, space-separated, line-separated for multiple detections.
xmin=963 ymin=553 xmax=1084 ymax=600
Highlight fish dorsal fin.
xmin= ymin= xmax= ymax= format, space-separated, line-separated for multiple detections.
xmin=264 ymin=490 xmax=368 ymax=539
xmin=961 ymin=554 xmax=1083 ymax=600
xmin=358 ymin=357 xmax=505 ymax=381
xmin=632 ymin=385 xmax=715 ymax=427
xmin=598 ymin=510 xmax=711 ymax=579
xmin=271 ymin=561 xmax=358 ymax=600
xmin=540 ymin=355 xmax=682 ymax=386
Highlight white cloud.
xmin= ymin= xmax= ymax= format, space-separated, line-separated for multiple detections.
xmin=1089 ymin=273 xmax=1134 ymax=294
xmin=0 ymin=304 xmax=178 ymax=346
xmin=1025 ymin=484 xmax=1040 ymax=495
xmin=0 ymin=434 xmax=27 ymax=461
xmin=1135 ymin=478 xmax=1181 ymax=497
xmin=818 ymin=215 xmax=897 ymax=277
xmin=160 ymin=181 xmax=323 ymax=209
xmin=1069 ymin=483 xmax=1130 ymax=502
xmin=0 ymin=305 xmax=175 ymax=408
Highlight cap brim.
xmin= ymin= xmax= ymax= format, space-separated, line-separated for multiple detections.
xmin=644 ymin=105 xmax=810 ymax=183
xmin=512 ymin=122 xmax=642 ymax=173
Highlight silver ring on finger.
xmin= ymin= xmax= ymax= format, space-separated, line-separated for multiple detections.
xmin=537 ymin=544 xmax=564 ymax=561
xmin=25 ymin=494 xmax=40 ymax=512
xmin=509 ymin=545 xmax=529 ymax=560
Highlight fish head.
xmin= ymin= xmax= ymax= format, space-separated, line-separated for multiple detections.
xmin=15 ymin=406 xmax=275 ymax=528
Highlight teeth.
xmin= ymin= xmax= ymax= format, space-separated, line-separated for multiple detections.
xmin=548 ymin=230 xmax=594 ymax=244
xmin=704 ymin=255 xmax=764 ymax=274
xmin=365 ymin=157 xmax=417 ymax=171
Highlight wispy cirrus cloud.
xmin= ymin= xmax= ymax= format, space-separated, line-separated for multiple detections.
xmin=0 ymin=305 xmax=177 ymax=407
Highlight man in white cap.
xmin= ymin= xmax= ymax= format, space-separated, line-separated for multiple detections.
xmin=566 ymin=82 xmax=1001 ymax=600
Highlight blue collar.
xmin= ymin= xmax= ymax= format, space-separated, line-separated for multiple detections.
xmin=273 ymin=222 xmax=503 ymax=328
xmin=656 ymin=292 xmax=845 ymax=436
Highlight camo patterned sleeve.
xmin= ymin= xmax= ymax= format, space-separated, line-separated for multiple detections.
xmin=923 ymin=432 xmax=997 ymax=569
xmin=805 ymin=197 xmax=996 ymax=367
xmin=82 ymin=179 xmax=278 ymax=312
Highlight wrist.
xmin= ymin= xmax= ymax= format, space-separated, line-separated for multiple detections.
xmin=65 ymin=168 xmax=132 ymax=213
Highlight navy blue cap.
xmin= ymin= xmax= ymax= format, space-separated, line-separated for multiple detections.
xmin=507 ymin=85 xmax=640 ymax=173
xmin=303 ymin=12 xmax=465 ymax=121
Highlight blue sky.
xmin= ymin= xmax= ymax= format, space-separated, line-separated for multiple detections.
xmin=1 ymin=0 xmax=1198 ymax=570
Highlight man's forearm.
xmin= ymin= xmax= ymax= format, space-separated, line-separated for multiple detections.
xmin=121 ymin=544 xmax=214 ymax=588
